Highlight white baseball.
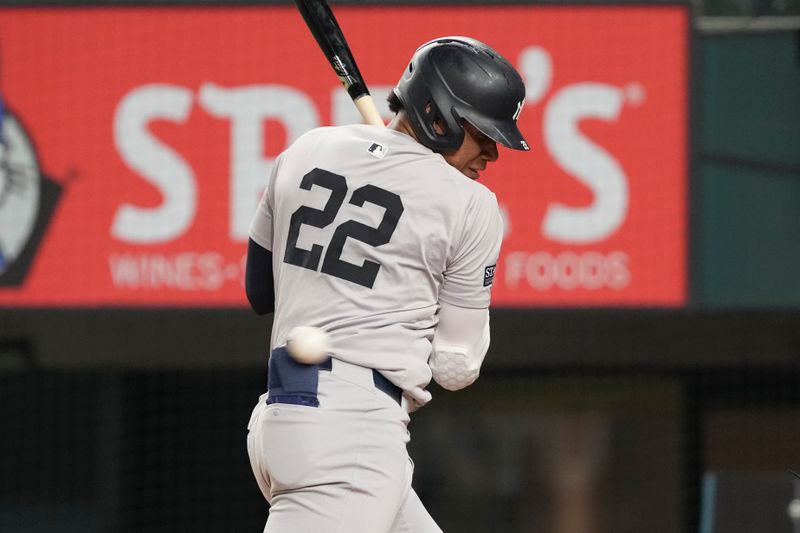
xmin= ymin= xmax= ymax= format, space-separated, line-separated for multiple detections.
xmin=788 ymin=499 xmax=800 ymax=521
xmin=286 ymin=326 xmax=331 ymax=365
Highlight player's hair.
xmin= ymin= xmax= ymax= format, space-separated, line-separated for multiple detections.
xmin=387 ymin=91 xmax=403 ymax=114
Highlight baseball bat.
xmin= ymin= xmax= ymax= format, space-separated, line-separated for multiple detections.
xmin=293 ymin=0 xmax=385 ymax=127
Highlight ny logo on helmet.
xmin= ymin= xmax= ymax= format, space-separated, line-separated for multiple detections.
xmin=513 ymin=100 xmax=524 ymax=121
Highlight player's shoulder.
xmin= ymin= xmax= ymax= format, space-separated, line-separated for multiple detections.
xmin=285 ymin=124 xmax=391 ymax=154
xmin=436 ymin=162 xmax=499 ymax=210
xmin=287 ymin=125 xmax=343 ymax=148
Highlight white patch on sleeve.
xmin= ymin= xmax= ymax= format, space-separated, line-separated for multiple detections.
xmin=483 ymin=264 xmax=496 ymax=287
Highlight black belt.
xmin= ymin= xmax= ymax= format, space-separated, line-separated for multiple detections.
xmin=265 ymin=348 xmax=402 ymax=407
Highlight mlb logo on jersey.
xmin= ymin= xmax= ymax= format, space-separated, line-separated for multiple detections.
xmin=484 ymin=265 xmax=496 ymax=287
xmin=367 ymin=142 xmax=387 ymax=159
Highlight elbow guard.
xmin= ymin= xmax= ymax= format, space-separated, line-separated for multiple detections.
xmin=429 ymin=321 xmax=490 ymax=391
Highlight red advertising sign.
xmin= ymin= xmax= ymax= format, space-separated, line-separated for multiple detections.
xmin=0 ymin=6 xmax=687 ymax=307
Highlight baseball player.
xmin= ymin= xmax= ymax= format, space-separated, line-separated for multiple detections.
xmin=245 ymin=36 xmax=529 ymax=532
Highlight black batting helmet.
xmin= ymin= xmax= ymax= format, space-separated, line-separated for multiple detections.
xmin=393 ymin=36 xmax=529 ymax=153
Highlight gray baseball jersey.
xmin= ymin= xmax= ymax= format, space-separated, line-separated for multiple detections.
xmin=249 ymin=124 xmax=502 ymax=407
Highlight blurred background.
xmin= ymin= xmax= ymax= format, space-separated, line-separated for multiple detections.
xmin=0 ymin=0 xmax=798 ymax=532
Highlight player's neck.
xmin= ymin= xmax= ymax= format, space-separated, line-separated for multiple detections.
xmin=387 ymin=112 xmax=418 ymax=142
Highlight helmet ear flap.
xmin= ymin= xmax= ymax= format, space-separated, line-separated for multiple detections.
xmin=421 ymin=100 xmax=465 ymax=150
xmin=423 ymin=101 xmax=445 ymax=137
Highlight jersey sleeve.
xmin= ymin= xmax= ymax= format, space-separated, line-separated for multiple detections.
xmin=439 ymin=189 xmax=503 ymax=309
xmin=248 ymin=154 xmax=282 ymax=252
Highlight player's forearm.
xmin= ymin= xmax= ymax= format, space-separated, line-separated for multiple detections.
xmin=245 ymin=238 xmax=275 ymax=315
xmin=429 ymin=303 xmax=490 ymax=391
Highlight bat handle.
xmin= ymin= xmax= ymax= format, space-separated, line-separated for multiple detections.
xmin=353 ymin=94 xmax=385 ymax=127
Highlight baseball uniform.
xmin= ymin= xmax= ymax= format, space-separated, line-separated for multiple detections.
xmin=246 ymin=122 xmax=503 ymax=533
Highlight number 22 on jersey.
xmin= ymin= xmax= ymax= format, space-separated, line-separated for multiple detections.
xmin=284 ymin=168 xmax=404 ymax=289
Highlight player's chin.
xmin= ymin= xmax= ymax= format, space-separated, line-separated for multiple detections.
xmin=463 ymin=168 xmax=480 ymax=180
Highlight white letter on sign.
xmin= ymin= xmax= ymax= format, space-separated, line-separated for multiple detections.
xmin=542 ymin=83 xmax=629 ymax=244
xmin=199 ymin=84 xmax=319 ymax=241
xmin=112 ymin=84 xmax=196 ymax=243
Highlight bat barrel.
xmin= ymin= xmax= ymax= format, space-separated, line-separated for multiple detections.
xmin=294 ymin=0 xmax=369 ymax=96
xmin=294 ymin=0 xmax=383 ymax=126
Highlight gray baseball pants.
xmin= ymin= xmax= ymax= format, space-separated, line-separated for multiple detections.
xmin=247 ymin=358 xmax=443 ymax=533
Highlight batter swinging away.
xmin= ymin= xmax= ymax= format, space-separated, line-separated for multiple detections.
xmin=245 ymin=37 xmax=530 ymax=532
